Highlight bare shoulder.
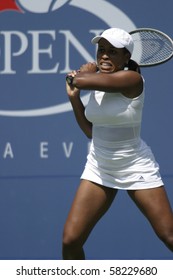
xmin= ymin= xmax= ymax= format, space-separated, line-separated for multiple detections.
xmin=114 ymin=70 xmax=143 ymax=98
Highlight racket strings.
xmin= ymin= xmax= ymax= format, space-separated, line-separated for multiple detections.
xmin=132 ymin=31 xmax=173 ymax=65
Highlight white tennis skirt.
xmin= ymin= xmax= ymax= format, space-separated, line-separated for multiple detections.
xmin=81 ymin=138 xmax=163 ymax=190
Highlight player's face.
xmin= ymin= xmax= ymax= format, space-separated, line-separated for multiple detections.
xmin=97 ymin=38 xmax=130 ymax=73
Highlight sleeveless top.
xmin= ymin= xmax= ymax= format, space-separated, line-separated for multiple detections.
xmin=81 ymin=81 xmax=163 ymax=190
xmin=85 ymin=89 xmax=144 ymax=144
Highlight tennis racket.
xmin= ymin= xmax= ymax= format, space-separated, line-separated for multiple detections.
xmin=129 ymin=28 xmax=173 ymax=67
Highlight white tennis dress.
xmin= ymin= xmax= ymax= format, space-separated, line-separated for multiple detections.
xmin=81 ymin=83 xmax=163 ymax=190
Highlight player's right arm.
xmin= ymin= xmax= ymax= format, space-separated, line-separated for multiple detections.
xmin=66 ymin=79 xmax=92 ymax=139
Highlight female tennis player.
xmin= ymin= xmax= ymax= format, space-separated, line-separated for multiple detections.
xmin=63 ymin=27 xmax=173 ymax=259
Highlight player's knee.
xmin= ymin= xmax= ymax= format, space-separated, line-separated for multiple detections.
xmin=62 ymin=227 xmax=82 ymax=250
xmin=159 ymin=230 xmax=173 ymax=251
xmin=63 ymin=233 xmax=76 ymax=249
xmin=165 ymin=235 xmax=173 ymax=251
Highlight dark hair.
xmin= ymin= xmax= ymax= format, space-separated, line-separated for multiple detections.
xmin=127 ymin=59 xmax=141 ymax=74
xmin=123 ymin=48 xmax=141 ymax=73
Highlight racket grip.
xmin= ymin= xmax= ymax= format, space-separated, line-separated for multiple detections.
xmin=66 ymin=75 xmax=74 ymax=85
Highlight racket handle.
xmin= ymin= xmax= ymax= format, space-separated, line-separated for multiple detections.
xmin=66 ymin=75 xmax=74 ymax=85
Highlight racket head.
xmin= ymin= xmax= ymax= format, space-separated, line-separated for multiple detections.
xmin=129 ymin=28 xmax=173 ymax=67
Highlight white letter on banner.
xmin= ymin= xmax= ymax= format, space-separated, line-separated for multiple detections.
xmin=3 ymin=143 xmax=14 ymax=158
xmin=0 ymin=31 xmax=28 ymax=74
xmin=59 ymin=30 xmax=94 ymax=73
xmin=28 ymin=30 xmax=59 ymax=74
xmin=40 ymin=142 xmax=49 ymax=158
xmin=62 ymin=142 xmax=73 ymax=158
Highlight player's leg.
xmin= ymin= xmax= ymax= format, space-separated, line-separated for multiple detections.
xmin=62 ymin=179 xmax=118 ymax=259
xmin=128 ymin=186 xmax=173 ymax=251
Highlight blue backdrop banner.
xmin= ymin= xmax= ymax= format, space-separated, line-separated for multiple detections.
xmin=0 ymin=0 xmax=172 ymax=260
